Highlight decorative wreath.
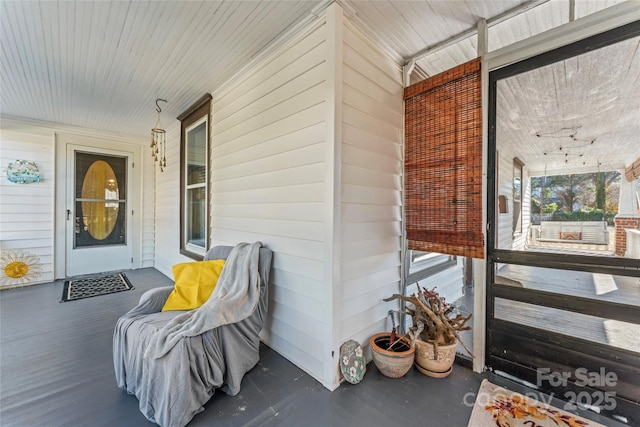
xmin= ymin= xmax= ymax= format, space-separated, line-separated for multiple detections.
xmin=4 ymin=160 xmax=41 ymax=184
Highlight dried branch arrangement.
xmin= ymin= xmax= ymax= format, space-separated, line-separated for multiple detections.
xmin=384 ymin=285 xmax=474 ymax=358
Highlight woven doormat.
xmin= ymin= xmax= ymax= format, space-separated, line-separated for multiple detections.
xmin=61 ymin=272 xmax=133 ymax=302
xmin=467 ymin=379 xmax=606 ymax=427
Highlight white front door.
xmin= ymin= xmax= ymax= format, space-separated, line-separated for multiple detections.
xmin=66 ymin=146 xmax=133 ymax=276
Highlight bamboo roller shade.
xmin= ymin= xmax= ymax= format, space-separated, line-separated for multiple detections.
xmin=625 ymin=157 xmax=640 ymax=181
xmin=404 ymin=58 xmax=484 ymax=259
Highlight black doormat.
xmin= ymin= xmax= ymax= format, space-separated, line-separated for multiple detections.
xmin=61 ymin=273 xmax=133 ymax=302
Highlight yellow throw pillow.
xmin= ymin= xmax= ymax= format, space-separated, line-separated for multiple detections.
xmin=162 ymin=259 xmax=226 ymax=311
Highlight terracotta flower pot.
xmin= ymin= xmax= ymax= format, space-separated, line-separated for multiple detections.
xmin=369 ymin=332 xmax=415 ymax=378
xmin=414 ymin=339 xmax=457 ymax=378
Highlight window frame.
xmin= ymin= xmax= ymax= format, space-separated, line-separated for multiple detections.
xmin=512 ymin=157 xmax=524 ymax=236
xmin=178 ymin=94 xmax=212 ymax=260
xmin=404 ymin=249 xmax=457 ymax=285
xmin=400 ymin=246 xmax=457 ymax=335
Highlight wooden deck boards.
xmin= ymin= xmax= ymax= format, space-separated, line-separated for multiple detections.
xmin=495 ymin=264 xmax=640 ymax=354
xmin=495 ymin=298 xmax=640 ymax=353
xmin=497 ymin=264 xmax=640 ymax=306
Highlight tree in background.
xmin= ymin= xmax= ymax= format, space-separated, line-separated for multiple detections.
xmin=596 ymin=171 xmax=620 ymax=212
xmin=547 ymin=174 xmax=592 ymax=213
xmin=595 ymin=172 xmax=606 ymax=210
xmin=542 ymin=202 xmax=559 ymax=214
xmin=531 ymin=176 xmax=552 ymax=211
xmin=530 ymin=171 xmax=621 ymax=225
xmin=606 ymin=180 xmax=620 ymax=213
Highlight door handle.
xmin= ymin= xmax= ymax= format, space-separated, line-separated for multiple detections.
xmin=67 ymin=209 xmax=71 ymax=220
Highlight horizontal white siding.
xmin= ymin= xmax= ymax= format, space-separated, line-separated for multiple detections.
xmin=141 ymin=147 xmax=155 ymax=268
xmin=496 ymin=148 xmax=531 ymax=250
xmin=210 ymin=20 xmax=330 ymax=386
xmin=152 ymin=6 xmax=408 ymax=391
xmin=519 ymin=171 xmax=531 ymax=249
xmin=153 ymin=121 xmax=186 ymax=279
xmin=0 ymin=118 xmax=154 ymax=285
xmin=496 ymin=149 xmax=514 ymax=250
xmin=0 ymin=129 xmax=54 ymax=287
xmin=405 ymin=257 xmax=465 ymax=329
xmin=338 ymin=21 xmax=404 ymax=369
xmin=407 ymin=259 xmax=465 ymax=301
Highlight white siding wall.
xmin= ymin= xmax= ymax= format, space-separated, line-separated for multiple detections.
xmin=405 ymin=257 xmax=465 ymax=327
xmin=337 ymin=20 xmax=404 ymax=382
xmin=152 ymin=5 xmax=405 ymax=390
xmin=150 ymin=18 xmax=332 ymax=385
xmin=0 ymin=128 xmax=54 ymax=286
xmin=496 ymin=149 xmax=514 ymax=250
xmin=0 ymin=119 xmax=153 ymax=285
xmin=496 ymin=149 xmax=531 ymax=250
xmin=212 ymin=21 xmax=329 ymax=384
xmin=153 ymin=122 xmax=186 ymax=278
xmin=141 ymin=146 xmax=156 ymax=268
xmin=520 ymin=170 xmax=531 ymax=249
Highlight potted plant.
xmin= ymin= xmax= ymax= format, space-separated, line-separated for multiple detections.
xmin=384 ymin=286 xmax=472 ymax=378
xmin=369 ymin=311 xmax=415 ymax=378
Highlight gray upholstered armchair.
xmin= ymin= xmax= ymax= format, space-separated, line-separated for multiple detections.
xmin=113 ymin=243 xmax=272 ymax=427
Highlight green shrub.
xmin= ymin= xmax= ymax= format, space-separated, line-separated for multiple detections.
xmin=556 ymin=209 xmax=615 ymax=226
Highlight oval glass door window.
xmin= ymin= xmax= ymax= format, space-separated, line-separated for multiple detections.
xmin=74 ymin=152 xmax=126 ymax=248
xmin=81 ymin=160 xmax=119 ymax=240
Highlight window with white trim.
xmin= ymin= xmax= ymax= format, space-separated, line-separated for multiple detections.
xmin=178 ymin=94 xmax=211 ymax=260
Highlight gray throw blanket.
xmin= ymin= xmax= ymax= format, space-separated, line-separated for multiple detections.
xmin=147 ymin=241 xmax=262 ymax=359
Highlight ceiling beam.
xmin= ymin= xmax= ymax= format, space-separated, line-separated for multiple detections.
xmin=485 ymin=1 xmax=640 ymax=70
xmin=406 ymin=0 xmax=550 ymax=65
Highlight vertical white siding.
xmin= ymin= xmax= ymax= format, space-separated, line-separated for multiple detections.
xmin=338 ymin=20 xmax=404 ymax=378
xmin=210 ymin=20 xmax=330 ymax=385
xmin=0 ymin=128 xmax=54 ymax=286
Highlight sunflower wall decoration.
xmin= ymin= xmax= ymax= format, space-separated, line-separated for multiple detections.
xmin=0 ymin=250 xmax=43 ymax=288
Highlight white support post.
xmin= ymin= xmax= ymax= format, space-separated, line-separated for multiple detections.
xmin=569 ymin=0 xmax=576 ymax=22
xmin=403 ymin=59 xmax=416 ymax=87
xmin=323 ymin=2 xmax=344 ymax=391
xmin=477 ymin=19 xmax=488 ymax=58
xmin=474 ymin=18 xmax=489 ymax=374
xmin=618 ymin=170 xmax=639 ymax=215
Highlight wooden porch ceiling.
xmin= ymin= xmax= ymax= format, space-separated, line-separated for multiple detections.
xmin=496 ymin=33 xmax=640 ymax=176
xmin=1 ymin=0 xmax=635 ymax=146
